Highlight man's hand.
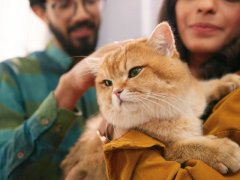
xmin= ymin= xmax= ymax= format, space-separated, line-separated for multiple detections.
xmin=54 ymin=41 xmax=127 ymax=110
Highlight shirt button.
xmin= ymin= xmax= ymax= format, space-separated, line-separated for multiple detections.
xmin=54 ymin=124 xmax=61 ymax=132
xmin=41 ymin=118 xmax=49 ymax=126
xmin=17 ymin=151 xmax=25 ymax=159
xmin=77 ymin=111 xmax=82 ymax=116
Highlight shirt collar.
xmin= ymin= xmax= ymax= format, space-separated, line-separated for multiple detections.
xmin=45 ymin=42 xmax=72 ymax=71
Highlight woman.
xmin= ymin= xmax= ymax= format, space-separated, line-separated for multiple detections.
xmin=103 ymin=0 xmax=240 ymax=179
xmin=159 ymin=0 xmax=240 ymax=80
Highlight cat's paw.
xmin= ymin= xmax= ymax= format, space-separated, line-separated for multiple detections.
xmin=208 ymin=137 xmax=240 ymax=174
xmin=219 ymin=74 xmax=240 ymax=95
xmin=165 ymin=136 xmax=240 ymax=174
xmin=207 ymin=74 xmax=240 ymax=102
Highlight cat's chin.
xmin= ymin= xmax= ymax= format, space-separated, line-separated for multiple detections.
xmin=113 ymin=103 xmax=139 ymax=113
xmin=104 ymin=109 xmax=152 ymax=129
xmin=112 ymin=97 xmax=137 ymax=111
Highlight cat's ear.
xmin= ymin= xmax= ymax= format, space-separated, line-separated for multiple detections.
xmin=148 ymin=22 xmax=176 ymax=57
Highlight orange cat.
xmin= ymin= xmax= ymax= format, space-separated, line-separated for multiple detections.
xmin=61 ymin=22 xmax=240 ymax=179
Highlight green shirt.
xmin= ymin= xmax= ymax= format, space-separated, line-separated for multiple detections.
xmin=0 ymin=44 xmax=98 ymax=179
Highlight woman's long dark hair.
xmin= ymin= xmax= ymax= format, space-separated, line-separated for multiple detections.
xmin=158 ymin=0 xmax=240 ymax=80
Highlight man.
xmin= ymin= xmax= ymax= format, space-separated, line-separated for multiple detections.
xmin=0 ymin=0 xmax=111 ymax=179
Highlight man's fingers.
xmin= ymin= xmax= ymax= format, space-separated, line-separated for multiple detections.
xmin=93 ymin=39 xmax=133 ymax=57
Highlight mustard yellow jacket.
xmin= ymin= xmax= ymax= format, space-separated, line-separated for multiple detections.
xmin=104 ymin=88 xmax=240 ymax=180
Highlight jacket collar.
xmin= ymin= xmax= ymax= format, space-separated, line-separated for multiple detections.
xmin=104 ymin=130 xmax=165 ymax=151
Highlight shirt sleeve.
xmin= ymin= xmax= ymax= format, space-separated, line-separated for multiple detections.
xmin=0 ymin=93 xmax=82 ymax=179
xmin=0 ymin=62 xmax=82 ymax=179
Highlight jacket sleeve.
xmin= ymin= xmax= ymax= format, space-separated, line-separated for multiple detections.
xmin=203 ymin=88 xmax=240 ymax=145
xmin=133 ymin=149 xmax=240 ymax=180
xmin=0 ymin=62 xmax=81 ymax=179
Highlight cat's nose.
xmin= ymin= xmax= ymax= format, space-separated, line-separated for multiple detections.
xmin=113 ymin=89 xmax=123 ymax=99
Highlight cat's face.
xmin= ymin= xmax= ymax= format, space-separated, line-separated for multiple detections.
xmin=95 ymin=22 xmax=192 ymax=129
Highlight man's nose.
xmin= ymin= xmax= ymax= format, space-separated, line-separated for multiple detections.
xmin=72 ymin=1 xmax=91 ymax=21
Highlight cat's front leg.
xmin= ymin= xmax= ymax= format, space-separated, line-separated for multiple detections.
xmin=201 ymin=74 xmax=240 ymax=102
xmin=164 ymin=135 xmax=240 ymax=174
xmin=61 ymin=116 xmax=107 ymax=180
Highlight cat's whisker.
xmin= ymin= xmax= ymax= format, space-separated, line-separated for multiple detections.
xmin=56 ymin=56 xmax=89 ymax=62
xmin=127 ymin=95 xmax=153 ymax=115
xmin=146 ymin=94 xmax=183 ymax=112
xmin=143 ymin=92 xmax=186 ymax=112
xmin=68 ymin=55 xmax=89 ymax=59
xmin=140 ymin=96 xmax=171 ymax=113
xmin=137 ymin=98 xmax=155 ymax=116
xmin=148 ymin=94 xmax=183 ymax=107
xmin=140 ymin=95 xmax=183 ymax=114
xmin=119 ymin=93 xmax=149 ymax=110
xmin=129 ymin=94 xmax=160 ymax=116
xmin=151 ymin=93 xmax=184 ymax=102
xmin=122 ymin=95 xmax=155 ymax=125
xmin=145 ymin=91 xmax=185 ymax=104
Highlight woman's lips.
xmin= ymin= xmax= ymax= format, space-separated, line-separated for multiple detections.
xmin=189 ymin=23 xmax=223 ymax=35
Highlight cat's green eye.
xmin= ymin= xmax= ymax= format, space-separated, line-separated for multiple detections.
xmin=103 ymin=80 xmax=112 ymax=87
xmin=128 ymin=66 xmax=143 ymax=78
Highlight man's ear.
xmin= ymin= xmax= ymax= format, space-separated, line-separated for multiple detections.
xmin=31 ymin=5 xmax=48 ymax=23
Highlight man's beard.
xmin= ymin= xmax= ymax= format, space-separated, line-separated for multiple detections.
xmin=49 ymin=20 xmax=99 ymax=58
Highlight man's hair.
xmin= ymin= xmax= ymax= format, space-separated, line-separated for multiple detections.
xmin=29 ymin=0 xmax=46 ymax=7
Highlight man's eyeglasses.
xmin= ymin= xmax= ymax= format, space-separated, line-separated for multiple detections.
xmin=48 ymin=0 xmax=103 ymax=20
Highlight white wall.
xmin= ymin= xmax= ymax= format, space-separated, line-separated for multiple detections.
xmin=98 ymin=0 xmax=163 ymax=46
xmin=0 ymin=0 xmax=163 ymax=61
xmin=0 ymin=0 xmax=49 ymax=61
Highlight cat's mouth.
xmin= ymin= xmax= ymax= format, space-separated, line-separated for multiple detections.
xmin=113 ymin=99 xmax=123 ymax=108
xmin=112 ymin=100 xmax=137 ymax=112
